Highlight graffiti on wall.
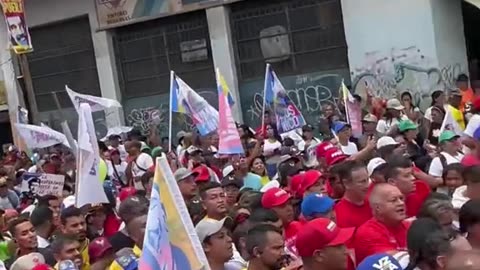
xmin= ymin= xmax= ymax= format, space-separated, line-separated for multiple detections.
xmin=352 ymin=46 xmax=466 ymax=111
xmin=239 ymin=69 xmax=350 ymax=128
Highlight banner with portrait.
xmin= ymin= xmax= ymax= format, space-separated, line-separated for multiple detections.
xmin=21 ymin=173 xmax=65 ymax=197
xmin=0 ymin=0 xmax=33 ymax=54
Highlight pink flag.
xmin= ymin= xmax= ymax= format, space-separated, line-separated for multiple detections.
xmin=217 ymin=69 xmax=244 ymax=155
xmin=341 ymin=82 xmax=362 ymax=138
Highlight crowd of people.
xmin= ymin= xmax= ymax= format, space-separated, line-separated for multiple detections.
xmin=2 ymin=74 xmax=480 ymax=269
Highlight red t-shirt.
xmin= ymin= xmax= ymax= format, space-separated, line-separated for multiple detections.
xmin=353 ymin=218 xmax=410 ymax=264
xmin=462 ymin=154 xmax=480 ymax=167
xmin=284 ymin=221 xmax=302 ymax=256
xmin=405 ymin=180 xmax=430 ymax=217
xmin=367 ymin=180 xmax=430 ymax=218
xmin=334 ymin=198 xmax=372 ymax=228
xmin=104 ymin=213 xmax=121 ymax=237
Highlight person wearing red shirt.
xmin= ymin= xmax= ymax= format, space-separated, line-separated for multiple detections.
xmin=353 ymin=183 xmax=409 ymax=265
xmin=262 ymin=187 xmax=302 ymax=255
xmin=298 ymin=170 xmax=326 ymax=198
xmin=384 ymin=157 xmax=430 ymax=217
xmin=296 ymin=218 xmax=354 ymax=270
xmin=335 ymin=161 xmax=372 ymax=228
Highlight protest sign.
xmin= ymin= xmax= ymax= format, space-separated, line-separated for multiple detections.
xmin=0 ymin=0 xmax=33 ymax=54
xmin=264 ymin=64 xmax=306 ymax=134
xmin=21 ymin=173 xmax=65 ymax=197
xmin=139 ymin=156 xmax=208 ymax=270
xmin=216 ymin=69 xmax=244 ymax=155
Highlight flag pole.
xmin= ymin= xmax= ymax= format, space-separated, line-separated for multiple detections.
xmin=168 ymin=71 xmax=174 ymax=153
xmin=261 ymin=64 xmax=270 ymax=135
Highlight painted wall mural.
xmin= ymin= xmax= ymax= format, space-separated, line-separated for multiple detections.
xmin=351 ymin=46 xmax=466 ymax=111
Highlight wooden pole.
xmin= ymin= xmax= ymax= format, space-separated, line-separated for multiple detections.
xmin=17 ymin=54 xmax=38 ymax=123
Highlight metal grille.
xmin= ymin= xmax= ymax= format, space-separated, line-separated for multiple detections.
xmin=27 ymin=16 xmax=101 ymax=112
xmin=114 ymin=11 xmax=215 ymax=99
xmin=231 ymin=0 xmax=348 ymax=80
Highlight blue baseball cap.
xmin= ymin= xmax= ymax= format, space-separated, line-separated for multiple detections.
xmin=357 ymin=253 xmax=402 ymax=270
xmin=301 ymin=193 xmax=334 ymax=218
xmin=333 ymin=121 xmax=351 ymax=134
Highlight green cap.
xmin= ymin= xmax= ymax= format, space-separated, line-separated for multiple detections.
xmin=151 ymin=146 xmax=164 ymax=158
xmin=439 ymin=130 xmax=459 ymax=143
xmin=398 ymin=120 xmax=418 ymax=132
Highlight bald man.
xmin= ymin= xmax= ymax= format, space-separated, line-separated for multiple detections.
xmin=352 ymin=183 xmax=409 ymax=264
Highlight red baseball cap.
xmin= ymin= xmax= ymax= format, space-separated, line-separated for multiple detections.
xmin=296 ymin=218 xmax=354 ymax=257
xmin=462 ymin=154 xmax=480 ymax=167
xmin=193 ymin=165 xmax=211 ymax=182
xmin=316 ymin=142 xmax=336 ymax=159
xmin=324 ymin=148 xmax=348 ymax=166
xmin=289 ymin=174 xmax=304 ymax=197
xmin=261 ymin=187 xmax=291 ymax=209
xmin=88 ymin=237 xmax=113 ymax=263
xmin=119 ymin=187 xmax=137 ymax=202
xmin=298 ymin=170 xmax=323 ymax=197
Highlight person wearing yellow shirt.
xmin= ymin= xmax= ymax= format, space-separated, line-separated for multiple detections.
xmin=51 ymin=235 xmax=85 ymax=270
xmin=109 ymin=214 xmax=146 ymax=270
xmin=59 ymin=207 xmax=90 ymax=270
xmin=448 ymin=90 xmax=466 ymax=130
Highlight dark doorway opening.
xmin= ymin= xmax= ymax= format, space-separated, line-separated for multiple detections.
xmin=462 ymin=1 xmax=480 ymax=80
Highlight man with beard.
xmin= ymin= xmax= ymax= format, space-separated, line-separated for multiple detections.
xmin=246 ymin=224 xmax=287 ymax=270
xmin=200 ymin=182 xmax=228 ymax=221
xmin=60 ymin=207 xmax=89 ymax=270
xmin=51 ymin=235 xmax=84 ymax=269
xmin=353 ymin=183 xmax=409 ymax=264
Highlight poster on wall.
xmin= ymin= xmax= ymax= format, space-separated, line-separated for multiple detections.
xmin=0 ymin=0 xmax=33 ymax=54
xmin=95 ymin=0 xmax=243 ymax=29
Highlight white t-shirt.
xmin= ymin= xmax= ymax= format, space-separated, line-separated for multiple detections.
xmin=131 ymin=153 xmax=154 ymax=190
xmin=340 ymin=142 xmax=358 ymax=156
xmin=376 ymin=115 xmax=408 ymax=134
xmin=107 ymin=160 xmax=128 ymax=186
xmin=263 ymin=140 xmax=282 ymax=155
xmin=428 ymin=152 xmax=464 ymax=177
xmin=424 ymin=106 xmax=433 ymax=121
xmin=464 ymin=114 xmax=480 ymax=137
xmin=298 ymin=138 xmax=320 ymax=151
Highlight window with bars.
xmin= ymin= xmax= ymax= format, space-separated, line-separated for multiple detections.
xmin=231 ymin=0 xmax=348 ymax=81
xmin=114 ymin=11 xmax=216 ymax=99
xmin=27 ymin=16 xmax=101 ymax=112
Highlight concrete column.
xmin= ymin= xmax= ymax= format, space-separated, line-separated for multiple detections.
xmin=341 ymin=0 xmax=468 ymax=110
xmin=88 ymin=10 xmax=124 ymax=128
xmin=206 ymin=5 xmax=243 ymax=123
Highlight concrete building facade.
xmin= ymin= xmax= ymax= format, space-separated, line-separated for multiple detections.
xmin=1 ymin=0 xmax=478 ymax=140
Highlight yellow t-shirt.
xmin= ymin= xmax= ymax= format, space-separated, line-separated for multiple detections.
xmin=55 ymin=240 xmax=90 ymax=270
xmin=449 ymin=105 xmax=466 ymax=130
xmin=109 ymin=245 xmax=141 ymax=270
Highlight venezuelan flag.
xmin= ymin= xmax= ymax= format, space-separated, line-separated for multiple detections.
xmin=217 ymin=71 xmax=235 ymax=105
xmin=170 ymin=73 xmax=186 ymax=113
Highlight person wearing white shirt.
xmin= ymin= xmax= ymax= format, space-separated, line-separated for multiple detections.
xmin=429 ymin=131 xmax=464 ymax=179
xmin=108 ymin=134 xmax=128 ymax=161
xmin=333 ymin=122 xmax=358 ymax=156
xmin=297 ymin=124 xmax=320 ymax=152
xmin=126 ymin=141 xmax=154 ymax=190
xmin=30 ymin=206 xmax=54 ymax=248
xmin=376 ymin=98 xmax=408 ymax=135
xmin=107 ymin=149 xmax=128 ymax=187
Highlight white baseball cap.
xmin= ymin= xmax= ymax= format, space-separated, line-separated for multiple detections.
xmin=367 ymin=158 xmax=386 ymax=176
xmin=376 ymin=136 xmax=399 ymax=149
xmin=222 ymin=165 xmax=234 ymax=177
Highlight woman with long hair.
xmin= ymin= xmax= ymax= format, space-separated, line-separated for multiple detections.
xmin=249 ymin=156 xmax=270 ymax=186
xmin=425 ymin=91 xmax=445 ymax=122
xmin=376 ymin=98 xmax=407 ymax=135
xmin=401 ymin=91 xmax=422 ymax=123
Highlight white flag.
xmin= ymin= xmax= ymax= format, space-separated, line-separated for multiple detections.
xmin=15 ymin=123 xmax=70 ymax=149
xmin=76 ymin=103 xmax=108 ymax=208
xmin=66 ymin=85 xmax=122 ymax=112
xmin=440 ymin=105 xmax=463 ymax=135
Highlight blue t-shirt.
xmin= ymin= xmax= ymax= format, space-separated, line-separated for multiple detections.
xmin=242 ymin=173 xmax=263 ymax=191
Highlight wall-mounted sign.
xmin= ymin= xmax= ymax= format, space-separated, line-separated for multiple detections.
xmin=0 ymin=0 xmax=33 ymax=54
xmin=95 ymin=0 xmax=243 ymax=29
